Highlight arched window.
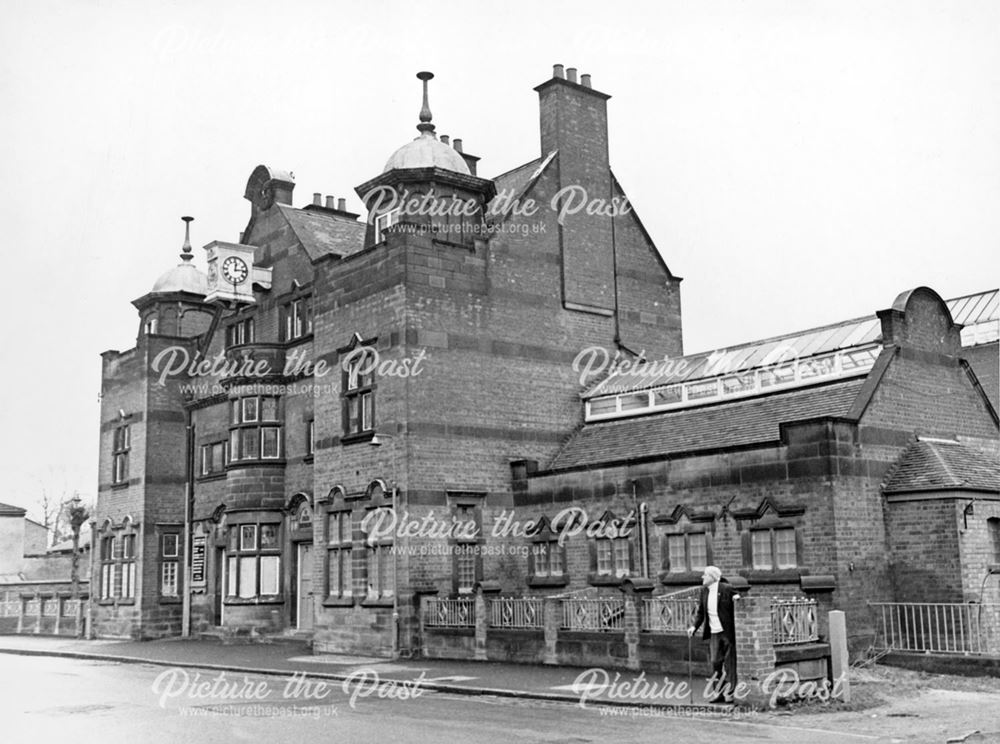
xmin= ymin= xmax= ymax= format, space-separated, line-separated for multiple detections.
xmin=988 ymin=518 xmax=1000 ymax=564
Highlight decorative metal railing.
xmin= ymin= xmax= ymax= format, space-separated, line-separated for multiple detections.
xmin=641 ymin=596 xmax=699 ymax=632
xmin=771 ymin=598 xmax=819 ymax=645
xmin=489 ymin=597 xmax=544 ymax=629
xmin=870 ymin=602 xmax=999 ymax=656
xmin=423 ymin=597 xmax=476 ymax=628
xmin=561 ymin=597 xmax=626 ymax=632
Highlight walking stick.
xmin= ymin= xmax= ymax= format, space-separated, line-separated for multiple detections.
xmin=687 ymin=631 xmax=693 ymax=704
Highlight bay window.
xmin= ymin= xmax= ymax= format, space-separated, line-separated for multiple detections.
xmin=226 ymin=523 xmax=281 ymax=599
xmin=229 ymin=396 xmax=282 ymax=462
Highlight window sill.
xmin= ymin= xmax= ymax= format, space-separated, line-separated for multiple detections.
xmin=96 ymin=598 xmax=135 ymax=606
xmin=341 ymin=431 xmax=375 ymax=446
xmin=360 ymin=597 xmax=395 ymax=608
xmin=527 ymin=576 xmax=569 ymax=588
xmin=659 ymin=571 xmax=703 ymax=585
xmin=223 ymin=596 xmax=285 ymax=605
xmin=159 ymin=597 xmax=182 ymax=604
xmin=226 ymin=459 xmax=286 ymax=469
xmin=322 ymin=597 xmax=356 ymax=607
xmin=283 ymin=333 xmax=314 ymax=347
xmin=587 ymin=573 xmax=630 ymax=586
xmin=739 ymin=569 xmax=805 ymax=584
xmin=303 ymin=455 xmax=314 ymax=464
xmin=110 ymin=482 xmax=130 ymax=490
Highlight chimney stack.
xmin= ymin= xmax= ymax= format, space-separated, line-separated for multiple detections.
xmin=453 ymin=138 xmax=463 ymax=153
xmin=337 ymin=198 xmax=346 ymax=211
xmin=313 ymin=192 xmax=322 ymax=206
xmin=440 ymin=134 xmax=450 ymax=145
xmin=581 ymin=73 xmax=591 ymax=88
xmin=326 ymin=195 xmax=336 ymax=209
xmin=534 ymin=64 xmax=614 ymax=312
xmin=553 ymin=64 xmax=565 ymax=79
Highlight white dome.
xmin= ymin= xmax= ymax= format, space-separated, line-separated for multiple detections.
xmin=384 ymin=132 xmax=470 ymax=175
xmin=151 ymin=262 xmax=208 ymax=295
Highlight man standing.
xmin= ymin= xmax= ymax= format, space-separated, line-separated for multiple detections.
xmin=687 ymin=565 xmax=739 ymax=703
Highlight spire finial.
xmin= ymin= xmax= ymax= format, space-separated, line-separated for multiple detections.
xmin=416 ymin=71 xmax=435 ymax=135
xmin=180 ymin=216 xmax=194 ymax=262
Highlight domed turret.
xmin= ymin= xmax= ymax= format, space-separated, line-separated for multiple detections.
xmin=150 ymin=216 xmax=208 ymax=296
xmin=383 ymin=133 xmax=470 ymax=175
xmin=382 ymin=71 xmax=470 ymax=175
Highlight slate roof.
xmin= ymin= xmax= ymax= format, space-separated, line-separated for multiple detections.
xmin=883 ymin=439 xmax=1000 ymax=494
xmin=487 ymin=154 xmax=552 ymax=224
xmin=0 ymin=502 xmax=27 ymax=517
xmin=278 ymin=205 xmax=366 ymax=261
xmin=548 ymin=378 xmax=866 ymax=471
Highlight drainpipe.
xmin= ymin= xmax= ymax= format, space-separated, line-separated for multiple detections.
xmin=86 ymin=519 xmax=96 ymax=638
xmin=631 ymin=480 xmax=650 ymax=578
xmin=181 ymin=408 xmax=194 ymax=637
xmin=640 ymin=502 xmax=649 ymax=578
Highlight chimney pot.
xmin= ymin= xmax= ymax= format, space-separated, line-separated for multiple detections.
xmin=581 ymin=73 xmax=592 ymax=88
xmin=337 ymin=198 xmax=346 ymax=211
xmin=313 ymin=192 xmax=322 ymax=206
xmin=453 ymin=138 xmax=463 ymax=153
xmin=440 ymin=134 xmax=450 ymax=145
xmin=553 ymin=64 xmax=565 ymax=79
xmin=566 ymin=67 xmax=578 ymax=84
xmin=325 ymin=195 xmax=336 ymax=209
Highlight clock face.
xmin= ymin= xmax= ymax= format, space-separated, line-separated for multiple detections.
xmin=222 ymin=256 xmax=249 ymax=285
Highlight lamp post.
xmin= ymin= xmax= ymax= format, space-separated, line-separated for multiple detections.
xmin=369 ymin=432 xmax=399 ymax=659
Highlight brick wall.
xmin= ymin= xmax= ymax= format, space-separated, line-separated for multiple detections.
xmin=886 ymin=497 xmax=963 ymax=602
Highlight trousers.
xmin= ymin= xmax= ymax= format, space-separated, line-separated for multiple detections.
xmin=708 ymin=631 xmax=738 ymax=697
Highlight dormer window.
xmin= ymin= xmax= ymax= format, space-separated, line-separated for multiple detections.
xmin=373 ymin=209 xmax=400 ymax=244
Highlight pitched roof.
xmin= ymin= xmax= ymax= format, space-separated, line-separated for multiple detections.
xmin=548 ymin=378 xmax=866 ymax=471
xmin=585 ymin=289 xmax=998 ymax=399
xmin=486 ymin=154 xmax=553 ymax=224
xmin=278 ymin=205 xmax=366 ymax=261
xmin=883 ymin=439 xmax=1000 ymax=494
xmin=0 ymin=502 xmax=26 ymax=517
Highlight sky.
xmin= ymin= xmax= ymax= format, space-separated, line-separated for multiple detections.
xmin=1 ymin=0 xmax=997 ymax=522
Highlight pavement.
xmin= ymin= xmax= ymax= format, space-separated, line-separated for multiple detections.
xmin=0 ymin=634 xmax=725 ymax=711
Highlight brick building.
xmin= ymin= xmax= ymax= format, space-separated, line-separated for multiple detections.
xmin=94 ymin=66 xmax=998 ymax=658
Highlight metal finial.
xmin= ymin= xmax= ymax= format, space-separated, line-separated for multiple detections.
xmin=180 ymin=216 xmax=194 ymax=262
xmin=416 ymin=71 xmax=435 ymax=135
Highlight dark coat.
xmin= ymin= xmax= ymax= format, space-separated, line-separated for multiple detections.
xmin=691 ymin=580 xmax=738 ymax=641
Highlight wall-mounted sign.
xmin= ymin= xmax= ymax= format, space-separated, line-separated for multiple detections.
xmin=191 ymin=535 xmax=207 ymax=587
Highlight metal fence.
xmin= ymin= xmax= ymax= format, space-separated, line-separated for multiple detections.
xmin=870 ymin=601 xmax=999 ymax=655
xmin=489 ymin=597 xmax=544 ymax=629
xmin=771 ymin=598 xmax=819 ymax=645
xmin=641 ymin=596 xmax=698 ymax=632
xmin=423 ymin=597 xmax=476 ymax=628
xmin=561 ymin=597 xmax=626 ymax=632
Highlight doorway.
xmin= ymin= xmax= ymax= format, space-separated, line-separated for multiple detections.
xmin=297 ymin=543 xmax=314 ymax=631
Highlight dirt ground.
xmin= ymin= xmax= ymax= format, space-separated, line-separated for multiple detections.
xmin=761 ymin=663 xmax=1000 ymax=743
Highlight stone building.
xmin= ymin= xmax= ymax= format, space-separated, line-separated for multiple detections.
xmin=93 ymin=65 xmax=998 ymax=658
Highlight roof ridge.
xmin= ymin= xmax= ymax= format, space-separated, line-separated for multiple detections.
xmin=925 ymin=440 xmax=964 ymax=487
